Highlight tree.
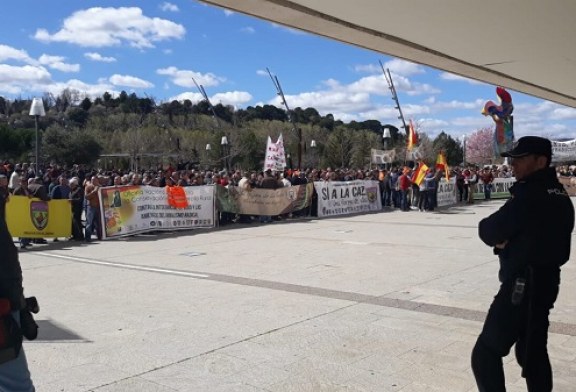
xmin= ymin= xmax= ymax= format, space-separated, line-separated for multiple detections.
xmin=0 ymin=124 xmax=34 ymax=160
xmin=466 ymin=127 xmax=494 ymax=165
xmin=66 ymin=107 xmax=89 ymax=128
xmin=42 ymin=127 xmax=102 ymax=165
xmin=432 ymin=131 xmax=463 ymax=166
xmin=79 ymin=97 xmax=92 ymax=112
xmin=350 ymin=130 xmax=380 ymax=169
xmin=324 ymin=126 xmax=354 ymax=168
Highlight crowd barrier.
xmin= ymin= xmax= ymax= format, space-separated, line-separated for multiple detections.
xmin=4 ymin=177 xmax=532 ymax=240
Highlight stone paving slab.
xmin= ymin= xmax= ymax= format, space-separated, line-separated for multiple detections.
xmin=16 ymin=200 xmax=576 ymax=391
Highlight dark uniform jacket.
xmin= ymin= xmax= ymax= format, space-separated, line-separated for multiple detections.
xmin=479 ymin=167 xmax=574 ymax=282
xmin=0 ymin=220 xmax=25 ymax=311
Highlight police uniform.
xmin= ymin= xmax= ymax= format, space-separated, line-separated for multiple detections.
xmin=0 ymin=216 xmax=35 ymax=391
xmin=472 ymin=137 xmax=574 ymax=391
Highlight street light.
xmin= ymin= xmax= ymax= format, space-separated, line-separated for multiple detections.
xmin=462 ymin=135 xmax=467 ymax=166
xmin=205 ymin=143 xmax=212 ymax=170
xmin=29 ymin=98 xmax=45 ymax=175
xmin=220 ymin=136 xmax=229 ymax=172
xmin=382 ymin=127 xmax=391 ymax=150
xmin=310 ymin=140 xmax=317 ymax=168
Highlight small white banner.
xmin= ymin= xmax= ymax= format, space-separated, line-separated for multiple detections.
xmin=371 ymin=148 xmax=396 ymax=164
xmin=264 ymin=134 xmax=287 ymax=171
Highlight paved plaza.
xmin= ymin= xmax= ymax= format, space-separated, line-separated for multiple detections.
xmin=17 ymin=200 xmax=576 ymax=391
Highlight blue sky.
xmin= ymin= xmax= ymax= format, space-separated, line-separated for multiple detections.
xmin=2 ymin=0 xmax=576 ymax=140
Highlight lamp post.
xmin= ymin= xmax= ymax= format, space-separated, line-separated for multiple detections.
xmin=462 ymin=135 xmax=467 ymax=167
xmin=29 ymin=98 xmax=45 ymax=174
xmin=310 ymin=140 xmax=317 ymax=169
xmin=382 ymin=128 xmax=391 ymax=169
xmin=205 ymin=143 xmax=212 ymax=170
xmin=382 ymin=127 xmax=391 ymax=150
xmin=220 ymin=136 xmax=229 ymax=172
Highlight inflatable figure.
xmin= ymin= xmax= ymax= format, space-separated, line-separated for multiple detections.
xmin=482 ymin=86 xmax=514 ymax=156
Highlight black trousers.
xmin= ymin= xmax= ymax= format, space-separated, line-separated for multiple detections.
xmin=471 ymin=268 xmax=560 ymax=391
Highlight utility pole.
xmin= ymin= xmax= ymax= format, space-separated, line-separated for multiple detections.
xmin=192 ymin=78 xmax=221 ymax=129
xmin=380 ymin=61 xmax=409 ymax=164
xmin=266 ymin=68 xmax=302 ymax=170
xmin=193 ymin=78 xmax=229 ymax=170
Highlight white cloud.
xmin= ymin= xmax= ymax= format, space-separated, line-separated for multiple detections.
xmin=0 ymin=64 xmax=52 ymax=94
xmin=383 ymin=59 xmax=426 ymax=76
xmin=168 ymin=92 xmax=204 ymax=103
xmin=84 ymin=52 xmax=117 ymax=62
xmin=551 ymin=107 xmax=576 ymax=120
xmin=160 ymin=2 xmax=179 ymax=12
xmin=223 ymin=10 xmax=235 ymax=17
xmin=0 ymin=44 xmax=35 ymax=64
xmin=431 ymin=99 xmax=480 ymax=111
xmin=38 ymin=54 xmax=80 ymax=72
xmin=34 ymin=7 xmax=185 ymax=49
xmin=109 ymin=74 xmax=154 ymax=89
xmin=240 ymin=26 xmax=256 ymax=34
xmin=170 ymin=90 xmax=252 ymax=107
xmin=0 ymin=64 xmax=116 ymax=99
xmin=46 ymin=79 xmax=119 ymax=100
xmin=440 ymin=72 xmax=484 ymax=85
xmin=269 ymin=90 xmax=373 ymax=116
xmin=256 ymin=69 xmax=268 ymax=76
xmin=211 ymin=91 xmax=253 ymax=106
xmin=157 ymin=66 xmax=225 ymax=87
xmin=353 ymin=64 xmax=380 ymax=74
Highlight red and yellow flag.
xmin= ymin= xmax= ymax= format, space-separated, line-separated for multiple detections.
xmin=435 ymin=152 xmax=449 ymax=180
xmin=412 ymin=162 xmax=429 ymax=186
xmin=407 ymin=120 xmax=418 ymax=151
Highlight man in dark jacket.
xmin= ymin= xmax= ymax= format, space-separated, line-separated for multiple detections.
xmin=472 ymin=136 xmax=574 ymax=392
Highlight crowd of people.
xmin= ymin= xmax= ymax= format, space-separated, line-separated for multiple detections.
xmin=0 ymin=158 xmax=574 ymax=248
xmin=1 ymin=135 xmax=575 ymax=391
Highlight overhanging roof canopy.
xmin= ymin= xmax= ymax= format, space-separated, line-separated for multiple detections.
xmin=201 ymin=0 xmax=576 ymax=108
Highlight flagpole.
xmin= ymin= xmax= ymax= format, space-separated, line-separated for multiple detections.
xmin=380 ymin=61 xmax=409 ymax=165
xmin=266 ymin=68 xmax=302 ymax=170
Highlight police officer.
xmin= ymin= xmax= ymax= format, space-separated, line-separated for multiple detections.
xmin=0 ymin=210 xmax=35 ymax=390
xmin=472 ymin=136 xmax=574 ymax=391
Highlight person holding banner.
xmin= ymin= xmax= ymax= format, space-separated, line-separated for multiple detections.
xmin=472 ymin=136 xmax=574 ymax=392
xmin=84 ymin=176 xmax=102 ymax=242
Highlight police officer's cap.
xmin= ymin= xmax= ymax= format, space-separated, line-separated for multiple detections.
xmin=501 ymin=136 xmax=552 ymax=159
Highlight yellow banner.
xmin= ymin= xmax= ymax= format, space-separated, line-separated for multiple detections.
xmin=5 ymin=196 xmax=72 ymax=238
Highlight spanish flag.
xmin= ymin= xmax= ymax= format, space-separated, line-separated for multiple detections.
xmin=435 ymin=151 xmax=449 ymax=180
xmin=412 ymin=162 xmax=429 ymax=186
xmin=407 ymin=119 xmax=418 ymax=151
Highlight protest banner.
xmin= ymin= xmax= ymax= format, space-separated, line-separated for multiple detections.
xmin=99 ymin=185 xmax=215 ymax=239
xmin=6 ymin=196 xmax=72 ymax=238
xmin=437 ymin=178 xmax=457 ymax=207
xmin=473 ymin=177 xmax=515 ymax=199
xmin=215 ymin=183 xmax=314 ymax=216
xmin=551 ymin=139 xmax=576 ymax=163
xmin=314 ymin=180 xmax=382 ymax=218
